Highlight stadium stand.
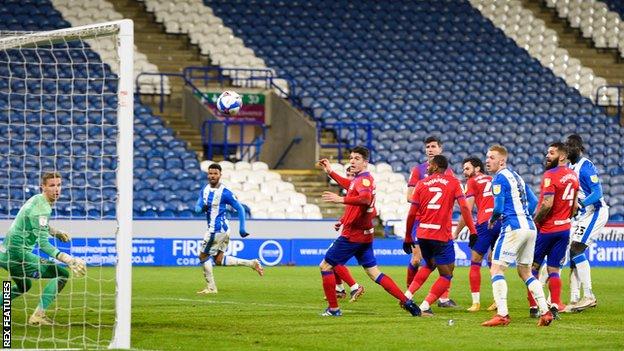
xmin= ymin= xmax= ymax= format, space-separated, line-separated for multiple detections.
xmin=201 ymin=0 xmax=624 ymax=219
xmin=51 ymin=0 xmax=170 ymax=94
xmin=549 ymin=0 xmax=624 ymax=57
xmin=472 ymin=0 xmax=609 ymax=102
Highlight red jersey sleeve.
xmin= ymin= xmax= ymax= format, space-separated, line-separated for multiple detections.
xmin=541 ymin=174 xmax=556 ymax=196
xmin=329 ymin=171 xmax=351 ymax=190
xmin=464 ymin=178 xmax=476 ymax=198
xmin=407 ymin=166 xmax=419 ymax=187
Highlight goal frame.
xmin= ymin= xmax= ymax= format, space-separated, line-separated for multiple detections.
xmin=0 ymin=19 xmax=134 ymax=349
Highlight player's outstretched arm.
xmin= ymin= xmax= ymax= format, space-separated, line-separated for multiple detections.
xmin=49 ymin=226 xmax=71 ymax=242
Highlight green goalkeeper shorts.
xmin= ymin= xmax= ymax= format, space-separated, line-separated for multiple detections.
xmin=0 ymin=251 xmax=69 ymax=279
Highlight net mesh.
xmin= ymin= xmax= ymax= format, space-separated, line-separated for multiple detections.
xmin=0 ymin=25 xmax=122 ymax=349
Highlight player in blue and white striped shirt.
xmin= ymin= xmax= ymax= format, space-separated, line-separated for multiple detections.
xmin=481 ymin=145 xmax=553 ymax=327
xmin=565 ymin=134 xmax=609 ymax=312
xmin=195 ymin=163 xmax=264 ymax=294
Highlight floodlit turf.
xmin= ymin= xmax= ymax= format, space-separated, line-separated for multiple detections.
xmin=5 ymin=266 xmax=624 ymax=350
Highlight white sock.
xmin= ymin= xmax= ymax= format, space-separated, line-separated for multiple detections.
xmin=526 ymin=277 xmax=549 ymax=315
xmin=573 ymin=255 xmax=594 ymax=298
xmin=439 ymin=297 xmax=449 ymax=303
xmin=570 ymin=268 xmax=580 ymax=302
xmin=202 ymin=259 xmax=216 ymax=290
xmin=419 ymin=300 xmax=430 ymax=311
xmin=538 ymin=264 xmax=548 ymax=285
xmin=471 ymin=292 xmax=480 ymax=304
xmin=404 ymin=290 xmax=413 ymax=300
xmin=335 ymin=284 xmax=345 ymax=292
xmin=491 ymin=275 xmax=508 ymax=316
xmin=222 ymin=256 xmax=254 ymax=267
xmin=350 ymin=283 xmax=360 ymax=292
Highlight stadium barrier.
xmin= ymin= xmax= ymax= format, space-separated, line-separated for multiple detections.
xmin=2 ymin=220 xmax=622 ymax=267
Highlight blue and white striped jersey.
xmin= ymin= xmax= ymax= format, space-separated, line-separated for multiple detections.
xmin=569 ymin=157 xmax=607 ymax=212
xmin=491 ymin=168 xmax=537 ymax=232
xmin=195 ymin=183 xmax=241 ymax=233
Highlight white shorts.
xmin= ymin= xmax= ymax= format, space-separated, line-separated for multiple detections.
xmin=201 ymin=231 xmax=230 ymax=257
xmin=491 ymin=228 xmax=537 ymax=266
xmin=571 ymin=206 xmax=609 ymax=246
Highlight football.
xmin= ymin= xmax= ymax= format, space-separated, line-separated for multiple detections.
xmin=216 ymin=90 xmax=243 ymax=115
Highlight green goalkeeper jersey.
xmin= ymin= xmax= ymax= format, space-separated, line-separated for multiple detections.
xmin=3 ymin=194 xmax=60 ymax=258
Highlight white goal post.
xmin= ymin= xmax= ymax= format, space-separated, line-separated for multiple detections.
xmin=0 ymin=19 xmax=133 ymax=349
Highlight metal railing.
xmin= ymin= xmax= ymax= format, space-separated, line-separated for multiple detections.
xmin=596 ymin=85 xmax=623 ymax=120
xmin=201 ymin=119 xmax=266 ymax=162
xmin=135 ymin=72 xmax=202 ymax=113
xmin=318 ymin=122 xmax=375 ymax=163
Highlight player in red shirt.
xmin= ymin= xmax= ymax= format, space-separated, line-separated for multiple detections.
xmin=327 ymin=166 xmax=364 ymax=302
xmin=528 ymin=142 xmax=579 ymax=317
xmin=318 ymin=146 xmax=421 ymax=317
xmin=404 ymin=155 xmax=477 ymax=316
xmin=452 ymin=157 xmax=501 ymax=312
xmin=404 ymin=136 xmax=456 ymax=307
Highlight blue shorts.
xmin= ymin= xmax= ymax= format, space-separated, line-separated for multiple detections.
xmin=472 ymin=221 xmax=501 ymax=256
xmin=534 ymin=230 xmax=570 ymax=268
xmin=418 ymin=238 xmax=455 ymax=266
xmin=324 ymin=236 xmax=377 ymax=268
xmin=410 ymin=221 xmax=419 ymax=244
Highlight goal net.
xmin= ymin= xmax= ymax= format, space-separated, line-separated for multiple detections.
xmin=0 ymin=20 xmax=133 ymax=349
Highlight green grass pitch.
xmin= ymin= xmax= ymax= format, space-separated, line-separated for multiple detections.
xmin=5 ymin=266 xmax=624 ymax=350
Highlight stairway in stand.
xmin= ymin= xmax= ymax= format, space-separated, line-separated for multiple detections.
xmin=108 ymin=0 xmax=212 ymax=158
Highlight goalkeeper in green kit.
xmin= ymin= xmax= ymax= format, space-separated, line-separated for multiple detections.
xmin=0 ymin=172 xmax=86 ymax=326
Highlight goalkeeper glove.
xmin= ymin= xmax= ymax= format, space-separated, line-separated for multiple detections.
xmin=57 ymin=252 xmax=87 ymax=277
xmin=468 ymin=234 xmax=478 ymax=249
xmin=50 ymin=227 xmax=71 ymax=242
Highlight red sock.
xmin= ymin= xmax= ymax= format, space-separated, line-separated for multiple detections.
xmin=548 ymin=272 xmax=562 ymax=307
xmin=425 ymin=275 xmax=452 ymax=305
xmin=375 ymin=273 xmax=407 ymax=303
xmin=408 ymin=265 xmax=433 ymax=294
xmin=334 ymin=272 xmax=343 ymax=286
xmin=440 ymin=285 xmax=450 ymax=300
xmin=406 ymin=262 xmax=418 ymax=288
xmin=321 ymin=271 xmax=338 ymax=308
xmin=334 ymin=265 xmax=355 ymax=287
xmin=469 ymin=261 xmax=481 ymax=293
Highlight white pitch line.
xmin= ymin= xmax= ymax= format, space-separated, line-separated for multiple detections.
xmin=134 ymin=296 xmax=360 ymax=313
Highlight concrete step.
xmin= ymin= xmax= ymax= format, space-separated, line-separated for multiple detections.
xmin=521 ymin=0 xmax=624 ymax=86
